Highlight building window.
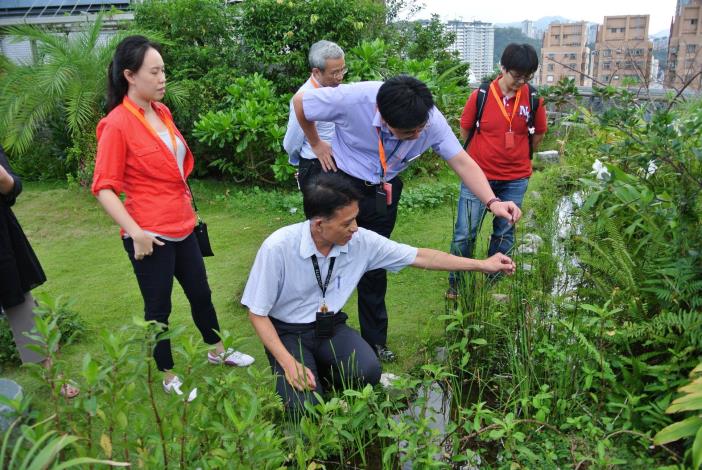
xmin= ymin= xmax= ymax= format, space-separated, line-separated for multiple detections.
xmin=547 ymin=64 xmax=554 ymax=71
xmin=603 ymin=49 xmax=611 ymax=57
xmin=603 ymin=62 xmax=611 ymax=70
xmin=548 ymin=53 xmax=555 ymax=60
xmin=620 ymin=27 xmax=626 ymax=33
xmin=692 ymin=19 xmax=698 ymax=25
xmin=687 ymin=44 xmax=697 ymax=53
xmin=569 ymin=63 xmax=577 ymax=69
xmin=547 ymin=75 xmax=554 ymax=82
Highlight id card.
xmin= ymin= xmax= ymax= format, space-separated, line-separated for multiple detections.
xmin=315 ymin=311 xmax=335 ymax=338
xmin=375 ymin=186 xmax=388 ymax=216
xmin=505 ymin=131 xmax=515 ymax=149
xmin=383 ymin=182 xmax=393 ymax=205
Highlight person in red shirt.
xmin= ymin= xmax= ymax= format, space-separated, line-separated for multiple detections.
xmin=447 ymin=43 xmax=547 ymax=299
xmin=92 ymin=36 xmax=254 ymax=400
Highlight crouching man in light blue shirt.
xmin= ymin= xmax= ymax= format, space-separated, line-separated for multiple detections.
xmin=241 ymin=173 xmax=516 ymax=413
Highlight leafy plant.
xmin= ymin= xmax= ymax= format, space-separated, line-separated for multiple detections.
xmin=655 ymin=362 xmax=702 ymax=469
xmin=193 ymin=74 xmax=289 ymax=183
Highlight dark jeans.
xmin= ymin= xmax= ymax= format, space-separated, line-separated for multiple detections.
xmin=338 ymin=171 xmax=404 ymax=348
xmin=448 ymin=178 xmax=529 ymax=288
xmin=267 ymin=313 xmax=381 ymax=413
xmin=124 ymin=232 xmax=221 ymax=371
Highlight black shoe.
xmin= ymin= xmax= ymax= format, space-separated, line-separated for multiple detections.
xmin=374 ymin=345 xmax=396 ymax=362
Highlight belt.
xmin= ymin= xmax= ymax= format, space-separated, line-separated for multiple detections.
xmin=337 ymin=170 xmax=399 ymax=195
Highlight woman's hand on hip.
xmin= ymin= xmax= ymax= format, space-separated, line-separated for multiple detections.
xmin=133 ymin=231 xmax=165 ymax=260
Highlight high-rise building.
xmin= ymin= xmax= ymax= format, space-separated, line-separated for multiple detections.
xmin=666 ymin=0 xmax=702 ymax=90
xmin=540 ymin=21 xmax=592 ymax=86
xmin=446 ymin=20 xmax=494 ymax=83
xmin=592 ymin=15 xmax=653 ymax=87
xmin=521 ymin=20 xmax=535 ymax=39
xmin=677 ymin=0 xmax=694 ymax=16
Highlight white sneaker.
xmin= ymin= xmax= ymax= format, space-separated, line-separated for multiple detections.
xmin=208 ymin=348 xmax=255 ymax=367
xmin=162 ymin=376 xmax=197 ymax=402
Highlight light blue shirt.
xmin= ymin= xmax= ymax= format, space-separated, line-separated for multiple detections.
xmin=302 ymin=81 xmax=464 ymax=183
xmin=241 ymin=220 xmax=418 ymax=324
xmin=283 ymin=77 xmax=336 ymax=165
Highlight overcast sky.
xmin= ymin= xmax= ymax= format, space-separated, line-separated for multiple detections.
xmin=413 ymin=0 xmax=677 ymax=36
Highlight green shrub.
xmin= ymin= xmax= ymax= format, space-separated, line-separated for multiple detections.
xmin=193 ymin=74 xmax=289 ymax=183
xmin=0 ymin=294 xmax=85 ymax=365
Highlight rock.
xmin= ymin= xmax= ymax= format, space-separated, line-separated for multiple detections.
xmin=522 ymin=233 xmax=544 ymax=247
xmin=516 ymin=233 xmax=544 ymax=255
xmin=434 ymin=346 xmax=448 ymax=363
xmin=380 ymin=372 xmax=400 ymax=388
xmin=522 ymin=263 xmax=533 ymax=272
xmin=0 ymin=379 xmax=23 ymax=434
xmin=535 ymin=150 xmax=559 ymax=163
xmin=491 ymin=293 xmax=510 ymax=303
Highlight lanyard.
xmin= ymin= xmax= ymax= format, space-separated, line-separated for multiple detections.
xmin=489 ymin=82 xmax=522 ymax=132
xmin=122 ymin=99 xmax=178 ymax=157
xmin=376 ymin=128 xmax=402 ymax=181
xmin=310 ymin=75 xmax=320 ymax=89
xmin=311 ymin=255 xmax=336 ymax=312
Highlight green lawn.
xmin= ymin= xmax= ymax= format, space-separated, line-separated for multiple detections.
xmin=1 ymin=173 xmax=489 ymax=394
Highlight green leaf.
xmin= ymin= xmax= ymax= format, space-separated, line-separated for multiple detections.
xmin=654 ymin=416 xmax=702 ymax=445
xmin=694 ymin=425 xmax=702 ymax=470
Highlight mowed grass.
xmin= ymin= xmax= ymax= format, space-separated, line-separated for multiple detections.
xmin=1 ymin=176 xmax=471 ymax=395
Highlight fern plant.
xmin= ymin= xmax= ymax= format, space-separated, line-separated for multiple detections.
xmin=654 ymin=362 xmax=702 ymax=469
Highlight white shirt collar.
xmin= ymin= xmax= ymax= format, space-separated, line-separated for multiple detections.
xmin=299 ymin=220 xmax=349 ymax=260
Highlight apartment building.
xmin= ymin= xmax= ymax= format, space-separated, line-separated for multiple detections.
xmin=540 ymin=21 xmax=592 ymax=86
xmin=666 ymin=0 xmax=702 ymax=90
xmin=446 ymin=20 xmax=494 ymax=82
xmin=592 ymin=15 xmax=653 ymax=87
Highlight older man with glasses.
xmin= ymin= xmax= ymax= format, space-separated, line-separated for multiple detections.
xmin=446 ymin=43 xmax=547 ymax=300
xmin=284 ymin=40 xmax=347 ymax=190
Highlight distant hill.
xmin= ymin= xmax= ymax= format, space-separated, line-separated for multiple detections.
xmin=493 ymin=27 xmax=542 ymax=66
xmin=495 ymin=16 xmax=571 ymax=30
xmin=650 ymin=29 xmax=669 ymax=39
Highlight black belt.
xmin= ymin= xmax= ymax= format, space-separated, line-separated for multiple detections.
xmin=337 ymin=170 xmax=399 ymax=195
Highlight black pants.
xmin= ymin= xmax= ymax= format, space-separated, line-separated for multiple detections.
xmin=297 ymin=158 xmax=322 ymax=191
xmin=267 ymin=313 xmax=381 ymax=412
xmin=124 ymin=232 xmax=221 ymax=371
xmin=338 ymin=171 xmax=404 ymax=348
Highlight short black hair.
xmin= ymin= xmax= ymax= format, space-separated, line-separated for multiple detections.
xmin=377 ymin=75 xmax=434 ymax=129
xmin=302 ymin=173 xmax=362 ymax=220
xmin=500 ymin=43 xmax=539 ymax=75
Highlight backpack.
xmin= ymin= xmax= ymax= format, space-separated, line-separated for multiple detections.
xmin=463 ymin=82 xmax=539 ymax=159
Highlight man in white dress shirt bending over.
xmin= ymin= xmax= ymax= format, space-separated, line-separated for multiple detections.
xmin=241 ymin=173 xmax=516 ymax=412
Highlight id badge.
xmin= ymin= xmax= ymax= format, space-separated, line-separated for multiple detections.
xmin=315 ymin=311 xmax=335 ymax=338
xmin=375 ymin=186 xmax=388 ymax=215
xmin=505 ymin=131 xmax=515 ymax=149
xmin=383 ymin=182 xmax=393 ymax=205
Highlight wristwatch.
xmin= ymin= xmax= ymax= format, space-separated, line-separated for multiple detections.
xmin=486 ymin=197 xmax=502 ymax=212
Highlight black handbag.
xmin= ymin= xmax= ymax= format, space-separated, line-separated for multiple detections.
xmin=194 ymin=219 xmax=214 ymax=257
xmin=187 ymin=182 xmax=214 ymax=257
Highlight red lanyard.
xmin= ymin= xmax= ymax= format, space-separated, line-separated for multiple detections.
xmin=122 ymin=99 xmax=178 ymax=156
xmin=489 ymin=82 xmax=521 ymax=131
xmin=310 ymin=75 xmax=320 ymax=89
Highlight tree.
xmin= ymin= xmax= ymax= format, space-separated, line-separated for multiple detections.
xmin=0 ymin=16 xmax=117 ymax=155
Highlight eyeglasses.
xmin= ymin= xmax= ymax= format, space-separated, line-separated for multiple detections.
xmin=329 ymin=67 xmax=348 ymax=79
xmin=508 ymin=70 xmax=534 ymax=83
